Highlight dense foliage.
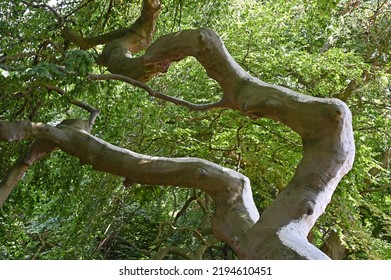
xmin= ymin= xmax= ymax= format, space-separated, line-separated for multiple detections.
xmin=0 ymin=0 xmax=390 ymax=259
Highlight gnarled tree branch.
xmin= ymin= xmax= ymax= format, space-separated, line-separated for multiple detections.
xmin=61 ymin=26 xmax=132 ymax=50
xmin=81 ymin=25 xmax=355 ymax=259
xmin=0 ymin=101 xmax=100 ymax=206
xmin=5 ymin=0 xmax=356 ymax=260
xmin=0 ymin=119 xmax=259 ymax=242
xmin=62 ymin=0 xmax=161 ymax=65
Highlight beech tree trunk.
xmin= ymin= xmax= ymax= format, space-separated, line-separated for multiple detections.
xmin=0 ymin=0 xmax=355 ymax=259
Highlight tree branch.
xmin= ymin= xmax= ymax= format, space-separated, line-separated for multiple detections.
xmin=0 ymin=139 xmax=58 ymax=207
xmin=64 ymin=0 xmax=95 ymax=20
xmin=45 ymin=85 xmax=66 ymax=95
xmin=21 ymin=0 xmax=62 ymax=22
xmin=0 ymin=100 xmax=100 ymax=206
xmin=62 ymin=0 xmax=161 ymax=57
xmin=153 ymin=223 xmax=218 ymax=260
xmin=360 ymin=183 xmax=391 ymax=194
xmin=173 ymin=191 xmax=201 ymax=226
xmin=0 ymin=120 xmax=260 ymax=238
xmin=88 ymin=73 xmax=225 ymax=111
xmin=369 ymin=148 xmax=390 ymax=177
xmin=5 ymin=0 xmax=356 ymax=259
xmin=102 ymin=0 xmax=115 ymax=28
xmin=153 ymin=245 xmax=195 ymax=260
xmin=61 ymin=26 xmax=132 ymax=50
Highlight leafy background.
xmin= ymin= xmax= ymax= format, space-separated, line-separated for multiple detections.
xmin=0 ymin=0 xmax=390 ymax=259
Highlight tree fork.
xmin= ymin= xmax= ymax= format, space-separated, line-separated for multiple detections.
xmin=2 ymin=0 xmax=356 ymax=260
xmin=81 ymin=25 xmax=355 ymax=258
xmin=0 ymin=100 xmax=100 ymax=207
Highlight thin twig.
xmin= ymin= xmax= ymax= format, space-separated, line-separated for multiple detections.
xmin=88 ymin=73 xmax=225 ymax=111
xmin=360 ymin=183 xmax=391 ymax=194
xmin=21 ymin=0 xmax=62 ymax=22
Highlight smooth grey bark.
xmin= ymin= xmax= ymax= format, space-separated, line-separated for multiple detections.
xmin=0 ymin=121 xmax=259 ymax=240
xmin=82 ymin=25 xmax=355 ymax=259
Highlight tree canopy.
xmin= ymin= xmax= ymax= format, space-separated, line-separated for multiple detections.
xmin=0 ymin=0 xmax=390 ymax=260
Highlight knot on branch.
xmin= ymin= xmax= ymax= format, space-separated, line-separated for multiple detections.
xmin=241 ymin=95 xmax=285 ymax=119
xmin=196 ymin=168 xmax=207 ymax=179
xmin=327 ymin=101 xmax=346 ymax=124
xmin=296 ymin=199 xmax=316 ymax=218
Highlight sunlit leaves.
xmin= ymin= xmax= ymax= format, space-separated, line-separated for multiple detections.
xmin=64 ymin=50 xmax=95 ymax=76
xmin=1 ymin=0 xmax=390 ymax=260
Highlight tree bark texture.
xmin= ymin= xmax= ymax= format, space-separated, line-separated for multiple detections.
xmin=0 ymin=0 xmax=355 ymax=259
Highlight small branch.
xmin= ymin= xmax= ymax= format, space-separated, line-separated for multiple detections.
xmin=153 ymin=245 xmax=195 ymax=260
xmin=88 ymin=73 xmax=225 ymax=111
xmin=0 ymin=99 xmax=100 ymax=206
xmin=241 ymin=30 xmax=253 ymax=65
xmin=369 ymin=148 xmax=391 ymax=176
xmin=64 ymin=0 xmax=95 ymax=20
xmin=21 ymin=0 xmax=62 ymax=23
xmin=153 ymin=221 xmax=217 ymax=259
xmin=102 ymin=0 xmax=114 ymax=28
xmin=69 ymin=100 xmax=100 ymax=130
xmin=335 ymin=80 xmax=358 ymax=101
xmin=360 ymin=183 xmax=391 ymax=194
xmin=165 ymin=222 xmax=210 ymax=246
xmin=194 ymin=235 xmax=219 ymax=260
xmin=70 ymin=100 xmax=99 ymax=115
xmin=171 ymin=0 xmax=183 ymax=32
xmin=173 ymin=192 xmax=199 ymax=225
xmin=45 ymin=85 xmax=100 ymax=130
xmin=45 ymin=85 xmax=66 ymax=95
xmin=61 ymin=26 xmax=132 ymax=50
xmin=46 ymin=40 xmax=66 ymax=56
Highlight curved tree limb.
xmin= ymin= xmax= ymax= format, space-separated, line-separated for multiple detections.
xmin=62 ymin=0 xmax=161 ymax=61
xmin=19 ymin=0 xmax=356 ymax=259
xmin=0 ymin=120 xmax=260 ymax=242
xmin=61 ymin=26 xmax=132 ymax=50
xmin=84 ymin=25 xmax=355 ymax=259
xmin=88 ymin=73 xmax=225 ymax=111
xmin=3 ymin=23 xmax=356 ymax=258
xmin=0 ymin=101 xmax=99 ymax=206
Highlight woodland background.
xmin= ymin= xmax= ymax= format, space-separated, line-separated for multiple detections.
xmin=0 ymin=0 xmax=390 ymax=259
